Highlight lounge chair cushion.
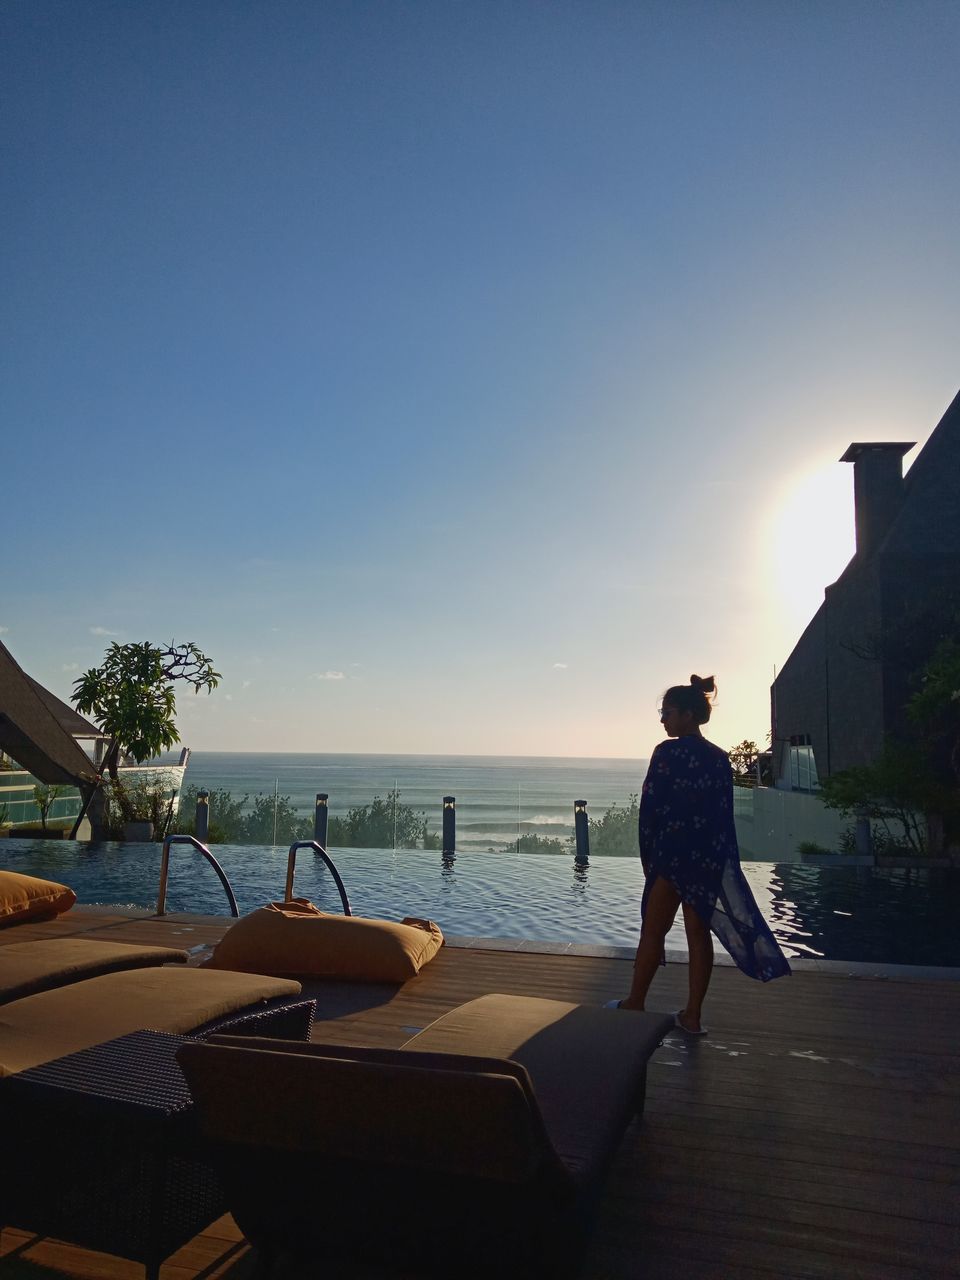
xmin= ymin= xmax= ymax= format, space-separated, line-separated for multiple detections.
xmin=402 ymin=994 xmax=671 ymax=1185
xmin=0 ymin=870 xmax=76 ymax=926
xmin=179 ymin=1038 xmax=554 ymax=1183
xmin=0 ymin=938 xmax=188 ymax=1005
xmin=205 ymin=899 xmax=444 ymax=981
xmin=0 ymin=966 xmax=301 ymax=1076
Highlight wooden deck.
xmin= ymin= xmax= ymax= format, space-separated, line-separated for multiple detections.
xmin=1 ymin=909 xmax=958 ymax=1279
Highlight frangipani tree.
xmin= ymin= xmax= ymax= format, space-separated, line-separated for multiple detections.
xmin=72 ymin=641 xmax=220 ymax=780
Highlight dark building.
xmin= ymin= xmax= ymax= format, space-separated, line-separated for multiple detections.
xmin=771 ymin=388 xmax=960 ymax=788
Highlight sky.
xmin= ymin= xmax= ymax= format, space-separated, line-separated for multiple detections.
xmin=2 ymin=1 xmax=959 ymax=761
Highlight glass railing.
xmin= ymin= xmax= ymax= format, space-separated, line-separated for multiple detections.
xmin=171 ymin=757 xmax=646 ymax=859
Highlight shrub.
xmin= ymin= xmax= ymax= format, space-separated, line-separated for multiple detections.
xmin=516 ymin=832 xmax=571 ymax=856
xmin=588 ymin=795 xmax=640 ymax=856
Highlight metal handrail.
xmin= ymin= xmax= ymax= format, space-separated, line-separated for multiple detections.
xmin=158 ymin=834 xmax=240 ymax=918
xmin=285 ymin=840 xmax=352 ymax=915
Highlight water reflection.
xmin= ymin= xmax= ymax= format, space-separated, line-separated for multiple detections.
xmin=763 ymin=863 xmax=959 ymax=965
xmin=0 ymin=838 xmax=957 ymax=966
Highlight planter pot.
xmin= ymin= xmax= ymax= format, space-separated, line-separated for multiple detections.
xmin=123 ymin=821 xmax=155 ymax=843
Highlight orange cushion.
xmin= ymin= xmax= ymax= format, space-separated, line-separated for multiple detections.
xmin=0 ymin=870 xmax=76 ymax=926
xmin=207 ymin=899 xmax=444 ymax=982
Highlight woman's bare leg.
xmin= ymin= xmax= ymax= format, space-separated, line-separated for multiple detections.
xmin=620 ymin=876 xmax=681 ymax=1011
xmin=678 ymin=901 xmax=713 ymax=1031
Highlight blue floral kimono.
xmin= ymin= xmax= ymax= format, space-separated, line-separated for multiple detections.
xmin=639 ymin=735 xmax=791 ymax=981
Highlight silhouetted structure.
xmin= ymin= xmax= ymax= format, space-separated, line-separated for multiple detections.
xmin=771 ymin=389 xmax=960 ymax=785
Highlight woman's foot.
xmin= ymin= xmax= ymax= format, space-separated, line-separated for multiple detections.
xmin=673 ymin=1008 xmax=708 ymax=1035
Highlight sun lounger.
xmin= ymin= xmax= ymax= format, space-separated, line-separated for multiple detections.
xmin=178 ymin=993 xmax=673 ymax=1278
xmin=0 ymin=937 xmax=188 ymax=1004
xmin=0 ymin=971 xmax=317 ymax=1279
xmin=0 ymin=965 xmax=311 ymax=1076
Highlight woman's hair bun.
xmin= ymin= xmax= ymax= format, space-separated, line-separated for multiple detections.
xmin=690 ymin=673 xmax=716 ymax=694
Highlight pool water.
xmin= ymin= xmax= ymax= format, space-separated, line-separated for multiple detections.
xmin=3 ymin=838 xmax=957 ymax=966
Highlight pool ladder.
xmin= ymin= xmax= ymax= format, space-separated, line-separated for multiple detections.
xmin=156 ymin=834 xmax=351 ymax=917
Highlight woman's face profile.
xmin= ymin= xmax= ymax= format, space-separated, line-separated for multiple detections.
xmin=659 ymin=702 xmax=696 ymax=738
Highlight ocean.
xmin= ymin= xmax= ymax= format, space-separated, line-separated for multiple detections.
xmin=178 ymin=752 xmax=648 ymax=852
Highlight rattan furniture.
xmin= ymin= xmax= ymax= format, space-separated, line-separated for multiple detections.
xmin=0 ymin=999 xmax=315 ymax=1279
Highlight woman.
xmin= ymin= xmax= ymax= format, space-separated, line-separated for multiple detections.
xmin=609 ymin=674 xmax=790 ymax=1033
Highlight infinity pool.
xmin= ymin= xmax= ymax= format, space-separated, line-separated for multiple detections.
xmin=3 ymin=838 xmax=958 ymax=966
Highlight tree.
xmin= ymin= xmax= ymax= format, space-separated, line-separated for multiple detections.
xmin=32 ymin=784 xmax=63 ymax=830
xmin=818 ymin=739 xmax=954 ymax=856
xmin=908 ymin=636 xmax=960 ymax=789
xmin=73 ymin=641 xmax=220 ymax=780
xmin=727 ymin=740 xmax=761 ymax=787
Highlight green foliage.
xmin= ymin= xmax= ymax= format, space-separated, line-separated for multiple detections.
xmin=587 ymin=794 xmax=640 ymax=856
xmin=242 ymin=794 xmax=314 ymax=846
xmin=837 ymin=824 xmax=908 ymax=857
xmin=173 ymin=786 xmax=311 ymax=846
xmin=797 ymin=840 xmax=832 ymax=856
xmin=327 ymin=790 xmax=438 ymax=850
xmin=818 ymin=740 xmax=951 ymax=856
xmin=175 ymin=786 xmax=249 ymax=843
xmin=516 ymin=832 xmax=571 ymax=855
xmin=32 ymin=784 xmax=64 ymax=830
xmin=728 ymin=740 xmax=761 ymax=787
xmin=73 ymin=641 xmax=220 ymax=775
xmin=908 ymin=635 xmax=960 ymax=787
xmin=106 ymin=776 xmax=178 ymax=838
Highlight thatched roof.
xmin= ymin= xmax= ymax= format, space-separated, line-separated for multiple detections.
xmin=0 ymin=641 xmax=101 ymax=786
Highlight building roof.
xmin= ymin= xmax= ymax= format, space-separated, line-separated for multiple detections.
xmin=0 ymin=641 xmax=101 ymax=786
xmin=838 ymin=441 xmax=915 ymax=463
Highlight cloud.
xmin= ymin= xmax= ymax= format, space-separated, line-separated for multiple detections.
xmin=552 ymin=662 xmax=569 ymax=670
xmin=61 ymin=662 xmax=79 ymax=672
xmin=89 ymin=626 xmax=118 ymax=636
xmin=314 ymin=670 xmax=345 ymax=681
xmin=0 ymin=626 xmax=8 ymax=635
xmin=224 ymin=694 xmax=233 ymax=702
xmin=241 ymin=680 xmax=252 ymax=689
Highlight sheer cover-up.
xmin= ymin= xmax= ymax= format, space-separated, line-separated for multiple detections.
xmin=639 ymin=736 xmax=791 ymax=982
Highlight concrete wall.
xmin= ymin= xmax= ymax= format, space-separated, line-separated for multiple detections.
xmin=734 ymin=786 xmax=846 ymax=862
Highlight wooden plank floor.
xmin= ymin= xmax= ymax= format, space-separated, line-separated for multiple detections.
xmin=1 ymin=910 xmax=958 ymax=1279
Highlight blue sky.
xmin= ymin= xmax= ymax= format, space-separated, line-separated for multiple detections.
xmin=3 ymin=1 xmax=959 ymax=759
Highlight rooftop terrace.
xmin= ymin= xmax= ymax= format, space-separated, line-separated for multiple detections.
xmin=1 ymin=908 xmax=958 ymax=1279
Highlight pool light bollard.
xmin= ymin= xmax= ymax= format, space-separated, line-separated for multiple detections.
xmin=442 ymin=796 xmax=456 ymax=857
xmin=195 ymin=789 xmax=209 ymax=842
xmin=574 ymin=799 xmax=590 ymax=863
xmin=314 ymin=793 xmax=329 ymax=846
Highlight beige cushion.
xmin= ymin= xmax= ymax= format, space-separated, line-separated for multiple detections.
xmin=0 ymin=966 xmax=301 ymax=1076
xmin=0 ymin=938 xmax=188 ymax=1004
xmin=206 ymin=899 xmax=444 ymax=981
xmin=0 ymin=870 xmax=76 ymax=926
xmin=178 ymin=1038 xmax=553 ymax=1184
xmin=403 ymin=994 xmax=672 ymax=1184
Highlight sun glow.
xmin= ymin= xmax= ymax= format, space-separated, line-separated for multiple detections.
xmin=764 ymin=462 xmax=857 ymax=633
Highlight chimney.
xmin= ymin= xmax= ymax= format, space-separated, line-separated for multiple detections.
xmin=839 ymin=441 xmax=915 ymax=558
